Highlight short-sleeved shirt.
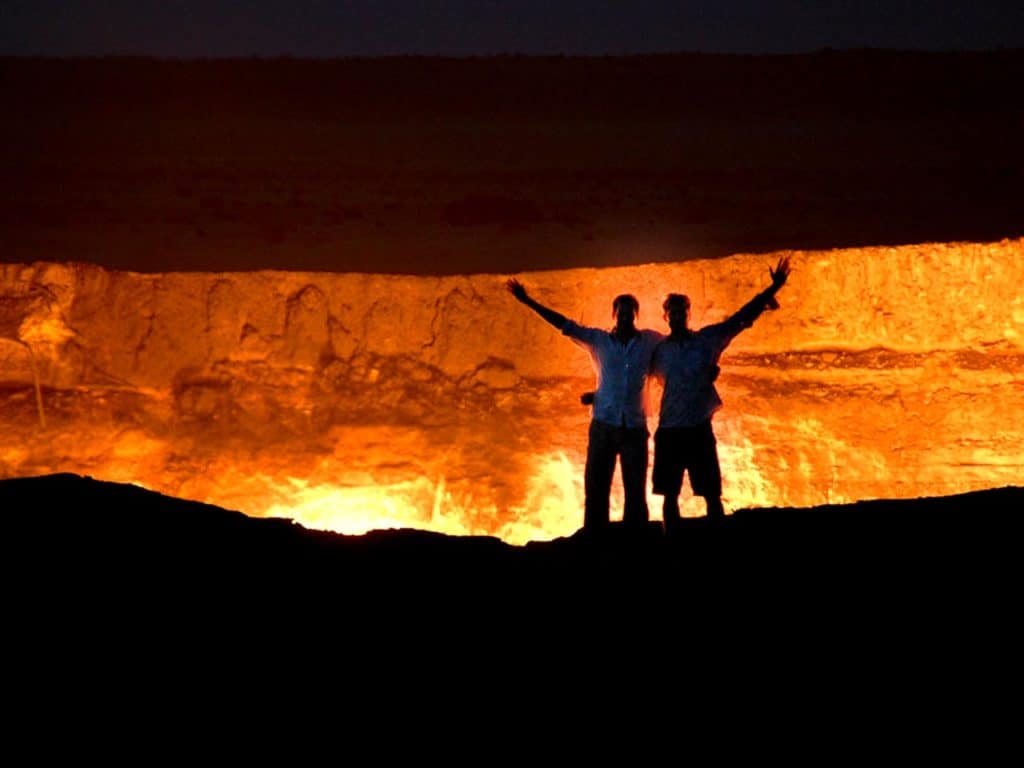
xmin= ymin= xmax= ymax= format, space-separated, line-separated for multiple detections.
xmin=561 ymin=320 xmax=664 ymax=429
xmin=652 ymin=291 xmax=774 ymax=428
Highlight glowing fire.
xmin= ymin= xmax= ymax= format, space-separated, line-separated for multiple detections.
xmin=254 ymin=451 xmax=584 ymax=545
xmin=2 ymin=240 xmax=1023 ymax=542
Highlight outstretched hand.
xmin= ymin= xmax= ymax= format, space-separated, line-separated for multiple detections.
xmin=769 ymin=256 xmax=792 ymax=289
xmin=505 ymin=278 xmax=529 ymax=303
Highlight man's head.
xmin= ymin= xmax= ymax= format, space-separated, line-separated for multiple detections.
xmin=663 ymin=293 xmax=691 ymax=334
xmin=612 ymin=294 xmax=640 ymax=331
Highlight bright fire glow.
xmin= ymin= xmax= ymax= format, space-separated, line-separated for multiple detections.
xmin=253 ymin=451 xmax=585 ymax=545
xmin=3 ymin=240 xmax=1023 ymax=542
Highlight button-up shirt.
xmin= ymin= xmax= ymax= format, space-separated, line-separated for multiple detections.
xmin=562 ymin=320 xmax=664 ymax=429
xmin=652 ymin=290 xmax=776 ymax=428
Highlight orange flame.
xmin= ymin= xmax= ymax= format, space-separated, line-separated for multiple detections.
xmin=3 ymin=240 xmax=1023 ymax=542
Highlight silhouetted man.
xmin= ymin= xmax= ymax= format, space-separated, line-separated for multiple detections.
xmin=506 ymin=278 xmax=663 ymax=533
xmin=652 ymin=256 xmax=791 ymax=532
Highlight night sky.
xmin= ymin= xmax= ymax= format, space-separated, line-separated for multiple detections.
xmin=2 ymin=1 xmax=1023 ymax=57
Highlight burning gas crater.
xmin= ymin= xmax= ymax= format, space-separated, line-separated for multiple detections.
xmin=2 ymin=239 xmax=1023 ymax=543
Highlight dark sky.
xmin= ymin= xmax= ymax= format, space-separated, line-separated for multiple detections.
xmin=2 ymin=0 xmax=1023 ymax=57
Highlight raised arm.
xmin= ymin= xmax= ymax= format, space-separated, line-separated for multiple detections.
xmin=763 ymin=255 xmax=791 ymax=309
xmin=506 ymin=278 xmax=569 ymax=331
xmin=720 ymin=256 xmax=793 ymax=338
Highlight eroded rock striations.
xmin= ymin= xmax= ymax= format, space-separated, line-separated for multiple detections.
xmin=2 ymin=239 xmax=1023 ymax=542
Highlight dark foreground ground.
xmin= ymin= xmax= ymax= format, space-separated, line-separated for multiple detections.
xmin=5 ymin=473 xmax=1021 ymax=628
xmin=4 ymin=472 xmax=1022 ymax=718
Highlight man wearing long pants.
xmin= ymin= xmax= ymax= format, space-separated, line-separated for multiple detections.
xmin=506 ymin=278 xmax=663 ymax=532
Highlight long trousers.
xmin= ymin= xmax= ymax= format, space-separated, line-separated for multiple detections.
xmin=583 ymin=419 xmax=649 ymax=530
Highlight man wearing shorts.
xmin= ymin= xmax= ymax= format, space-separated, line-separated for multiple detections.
xmin=652 ymin=257 xmax=791 ymax=531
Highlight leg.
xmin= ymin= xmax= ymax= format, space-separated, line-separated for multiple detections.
xmin=690 ymin=420 xmax=724 ymax=520
xmin=662 ymin=494 xmax=682 ymax=534
xmin=652 ymin=427 xmax=684 ymax=535
xmin=583 ymin=420 xmax=616 ymax=531
xmin=704 ymin=496 xmax=725 ymax=519
xmin=619 ymin=426 xmax=650 ymax=529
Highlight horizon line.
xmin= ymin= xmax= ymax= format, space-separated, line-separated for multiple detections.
xmin=4 ymin=47 xmax=1024 ymax=63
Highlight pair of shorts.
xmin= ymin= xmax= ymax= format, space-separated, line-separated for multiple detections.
xmin=652 ymin=420 xmax=722 ymax=499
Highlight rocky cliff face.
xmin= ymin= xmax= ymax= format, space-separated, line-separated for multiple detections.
xmin=2 ymin=239 xmax=1022 ymax=542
